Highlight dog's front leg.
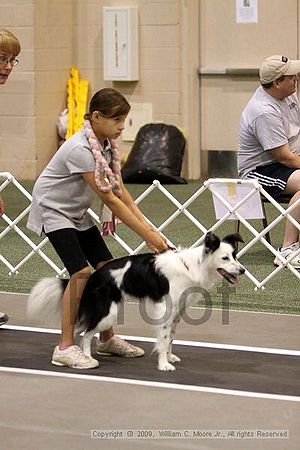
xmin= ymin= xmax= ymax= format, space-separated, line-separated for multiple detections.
xmin=167 ymin=314 xmax=181 ymax=364
xmin=156 ymin=324 xmax=176 ymax=371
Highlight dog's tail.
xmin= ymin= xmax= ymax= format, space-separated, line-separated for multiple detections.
xmin=27 ymin=277 xmax=65 ymax=327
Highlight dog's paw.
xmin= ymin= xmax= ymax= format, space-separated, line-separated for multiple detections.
xmin=158 ymin=362 xmax=176 ymax=371
xmin=168 ymin=354 xmax=181 ymax=363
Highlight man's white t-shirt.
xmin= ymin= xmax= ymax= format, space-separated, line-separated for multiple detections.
xmin=238 ymin=86 xmax=300 ymax=178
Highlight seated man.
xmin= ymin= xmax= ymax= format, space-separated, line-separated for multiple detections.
xmin=238 ymin=55 xmax=300 ymax=268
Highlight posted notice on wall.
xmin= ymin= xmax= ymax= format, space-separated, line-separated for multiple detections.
xmin=236 ymin=0 xmax=258 ymax=23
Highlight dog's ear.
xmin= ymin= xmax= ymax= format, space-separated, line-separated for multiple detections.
xmin=222 ymin=233 xmax=244 ymax=247
xmin=204 ymin=232 xmax=220 ymax=253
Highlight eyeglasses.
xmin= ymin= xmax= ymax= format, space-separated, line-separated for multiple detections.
xmin=0 ymin=55 xmax=19 ymax=67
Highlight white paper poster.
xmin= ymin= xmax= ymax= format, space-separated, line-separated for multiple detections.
xmin=236 ymin=0 xmax=258 ymax=24
xmin=211 ymin=183 xmax=264 ymax=220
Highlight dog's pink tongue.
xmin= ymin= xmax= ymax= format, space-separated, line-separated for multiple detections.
xmin=217 ymin=268 xmax=238 ymax=285
xmin=230 ymin=275 xmax=238 ymax=286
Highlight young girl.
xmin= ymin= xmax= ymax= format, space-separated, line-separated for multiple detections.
xmin=0 ymin=28 xmax=21 ymax=326
xmin=27 ymin=88 xmax=169 ymax=369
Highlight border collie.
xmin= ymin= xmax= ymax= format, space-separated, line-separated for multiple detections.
xmin=27 ymin=232 xmax=245 ymax=371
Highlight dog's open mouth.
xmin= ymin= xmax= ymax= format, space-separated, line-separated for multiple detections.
xmin=217 ymin=268 xmax=238 ymax=285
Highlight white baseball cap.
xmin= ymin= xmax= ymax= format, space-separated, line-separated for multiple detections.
xmin=259 ymin=55 xmax=300 ymax=84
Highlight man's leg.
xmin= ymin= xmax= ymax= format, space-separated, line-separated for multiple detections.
xmin=282 ymin=170 xmax=300 ymax=248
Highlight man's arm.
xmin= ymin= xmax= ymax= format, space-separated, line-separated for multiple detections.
xmin=271 ymin=144 xmax=300 ymax=169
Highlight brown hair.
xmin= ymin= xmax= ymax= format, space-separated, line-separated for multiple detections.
xmin=0 ymin=29 xmax=21 ymax=56
xmin=84 ymin=88 xmax=130 ymax=120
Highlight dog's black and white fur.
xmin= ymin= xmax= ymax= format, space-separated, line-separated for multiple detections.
xmin=27 ymin=232 xmax=245 ymax=371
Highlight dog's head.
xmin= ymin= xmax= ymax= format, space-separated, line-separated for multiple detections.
xmin=204 ymin=232 xmax=245 ymax=285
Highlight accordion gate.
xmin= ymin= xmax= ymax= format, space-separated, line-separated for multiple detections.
xmin=1 ymin=172 xmax=300 ymax=290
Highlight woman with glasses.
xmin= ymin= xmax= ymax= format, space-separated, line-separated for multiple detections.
xmin=0 ymin=29 xmax=20 ymax=85
xmin=0 ymin=29 xmax=21 ymax=325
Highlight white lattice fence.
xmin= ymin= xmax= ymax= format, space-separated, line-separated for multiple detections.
xmin=1 ymin=172 xmax=300 ymax=289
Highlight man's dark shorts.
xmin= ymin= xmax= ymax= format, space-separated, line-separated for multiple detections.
xmin=245 ymin=162 xmax=296 ymax=201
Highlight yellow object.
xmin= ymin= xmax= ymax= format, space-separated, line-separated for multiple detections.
xmin=225 ymin=182 xmax=237 ymax=198
xmin=66 ymin=67 xmax=89 ymax=139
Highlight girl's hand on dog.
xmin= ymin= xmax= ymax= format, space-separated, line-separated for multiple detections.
xmin=145 ymin=230 xmax=169 ymax=254
xmin=144 ymin=223 xmax=177 ymax=253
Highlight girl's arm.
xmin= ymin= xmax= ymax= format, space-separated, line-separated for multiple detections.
xmin=82 ymin=172 xmax=168 ymax=253
xmin=118 ymin=178 xmax=155 ymax=231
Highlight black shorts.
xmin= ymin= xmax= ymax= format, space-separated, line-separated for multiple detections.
xmin=45 ymin=226 xmax=113 ymax=276
xmin=246 ymin=162 xmax=296 ymax=201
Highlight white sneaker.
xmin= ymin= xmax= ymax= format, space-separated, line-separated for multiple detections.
xmin=273 ymin=242 xmax=300 ymax=269
xmin=96 ymin=335 xmax=144 ymax=358
xmin=52 ymin=345 xmax=99 ymax=369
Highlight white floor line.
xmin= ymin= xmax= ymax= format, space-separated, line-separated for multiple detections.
xmin=3 ymin=324 xmax=300 ymax=356
xmin=0 ymin=366 xmax=299 ymax=403
xmin=1 ymin=291 xmax=300 ymax=317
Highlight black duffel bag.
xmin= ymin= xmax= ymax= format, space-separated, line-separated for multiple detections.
xmin=121 ymin=123 xmax=187 ymax=184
